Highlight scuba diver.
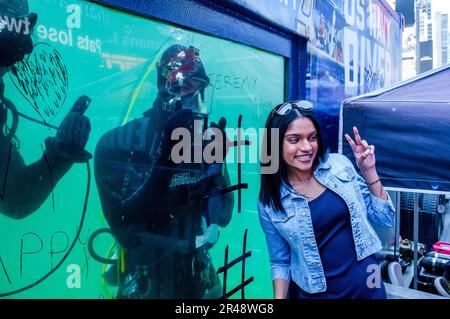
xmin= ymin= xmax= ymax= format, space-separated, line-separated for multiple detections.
xmin=94 ymin=44 xmax=234 ymax=298
xmin=0 ymin=0 xmax=92 ymax=219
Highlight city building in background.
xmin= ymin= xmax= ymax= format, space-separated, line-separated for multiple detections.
xmin=402 ymin=26 xmax=417 ymax=79
xmin=417 ymin=0 xmax=434 ymax=73
xmin=435 ymin=11 xmax=448 ymax=66
xmin=393 ymin=0 xmax=450 ymax=79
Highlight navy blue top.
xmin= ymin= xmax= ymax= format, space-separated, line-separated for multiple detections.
xmin=289 ymin=188 xmax=387 ymax=299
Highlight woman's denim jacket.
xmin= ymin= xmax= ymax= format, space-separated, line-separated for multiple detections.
xmin=257 ymin=153 xmax=395 ymax=294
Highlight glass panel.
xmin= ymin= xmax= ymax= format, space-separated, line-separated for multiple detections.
xmin=0 ymin=0 xmax=284 ymax=298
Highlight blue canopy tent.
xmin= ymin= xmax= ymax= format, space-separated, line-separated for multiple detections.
xmin=340 ymin=65 xmax=450 ymax=193
xmin=339 ymin=65 xmax=450 ymax=296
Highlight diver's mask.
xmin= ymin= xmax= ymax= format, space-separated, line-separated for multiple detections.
xmin=161 ymin=76 xmax=213 ymax=122
xmin=157 ymin=45 xmax=212 ymax=119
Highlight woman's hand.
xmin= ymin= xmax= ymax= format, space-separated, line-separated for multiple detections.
xmin=344 ymin=126 xmax=376 ymax=173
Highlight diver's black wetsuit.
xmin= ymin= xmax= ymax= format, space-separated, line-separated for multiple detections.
xmin=94 ymin=100 xmax=234 ymax=298
xmin=0 ymin=121 xmax=73 ymax=219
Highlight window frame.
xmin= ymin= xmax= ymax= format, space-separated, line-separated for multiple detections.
xmin=93 ymin=0 xmax=307 ymax=101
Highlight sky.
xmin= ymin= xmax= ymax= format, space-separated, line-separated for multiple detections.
xmin=386 ymin=0 xmax=450 ymax=15
xmin=432 ymin=0 xmax=450 ymax=15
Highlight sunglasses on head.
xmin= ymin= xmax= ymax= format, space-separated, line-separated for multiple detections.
xmin=272 ymin=100 xmax=313 ymax=117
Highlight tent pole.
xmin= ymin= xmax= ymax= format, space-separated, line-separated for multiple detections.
xmin=395 ymin=191 xmax=401 ymax=261
xmin=413 ymin=192 xmax=419 ymax=290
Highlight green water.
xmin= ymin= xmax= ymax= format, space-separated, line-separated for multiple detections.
xmin=0 ymin=0 xmax=284 ymax=298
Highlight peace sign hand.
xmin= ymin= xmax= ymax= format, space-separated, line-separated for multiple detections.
xmin=344 ymin=126 xmax=376 ymax=172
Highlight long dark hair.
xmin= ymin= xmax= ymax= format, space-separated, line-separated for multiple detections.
xmin=259 ymin=102 xmax=327 ymax=212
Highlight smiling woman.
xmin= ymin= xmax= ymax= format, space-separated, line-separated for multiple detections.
xmin=282 ymin=117 xmax=325 ymax=200
xmin=258 ymin=100 xmax=395 ymax=299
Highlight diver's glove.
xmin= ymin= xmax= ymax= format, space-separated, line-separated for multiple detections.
xmin=0 ymin=13 xmax=37 ymax=67
xmin=207 ymin=116 xmax=229 ymax=165
xmin=44 ymin=98 xmax=92 ymax=163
